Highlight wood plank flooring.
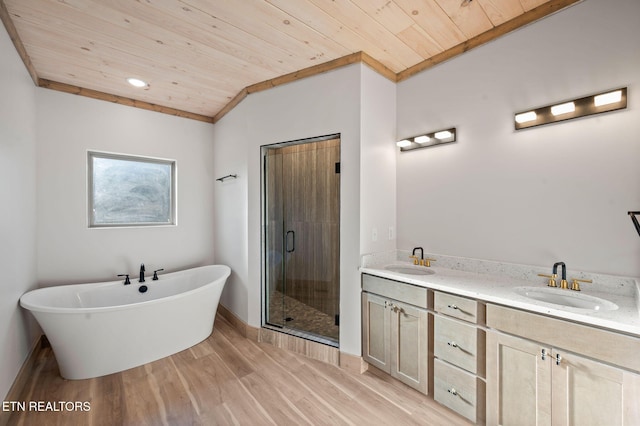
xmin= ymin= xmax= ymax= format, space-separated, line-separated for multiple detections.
xmin=6 ymin=315 xmax=471 ymax=425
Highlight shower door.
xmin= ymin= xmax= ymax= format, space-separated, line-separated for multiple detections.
xmin=262 ymin=135 xmax=340 ymax=345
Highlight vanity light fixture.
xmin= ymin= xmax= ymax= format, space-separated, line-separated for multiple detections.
xmin=127 ymin=77 xmax=148 ymax=88
xmin=397 ymin=128 xmax=456 ymax=152
xmin=514 ymin=87 xmax=627 ymax=130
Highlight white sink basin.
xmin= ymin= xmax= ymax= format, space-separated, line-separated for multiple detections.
xmin=384 ymin=265 xmax=435 ymax=276
xmin=514 ymin=286 xmax=618 ymax=312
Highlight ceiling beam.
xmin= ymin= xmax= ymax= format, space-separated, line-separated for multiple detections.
xmin=38 ymin=79 xmax=214 ymax=123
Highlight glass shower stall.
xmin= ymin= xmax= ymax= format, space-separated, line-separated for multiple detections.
xmin=261 ymin=134 xmax=340 ymax=345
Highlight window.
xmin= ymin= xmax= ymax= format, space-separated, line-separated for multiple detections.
xmin=88 ymin=151 xmax=176 ymax=227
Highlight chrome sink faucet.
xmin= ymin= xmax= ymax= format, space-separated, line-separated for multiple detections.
xmin=139 ymin=263 xmax=145 ymax=283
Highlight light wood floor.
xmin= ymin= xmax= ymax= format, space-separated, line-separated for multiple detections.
xmin=6 ymin=315 xmax=471 ymax=426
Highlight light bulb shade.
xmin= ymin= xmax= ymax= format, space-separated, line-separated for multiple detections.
xmin=515 ymin=111 xmax=537 ymax=124
xmin=551 ymin=102 xmax=575 ymax=116
xmin=434 ymin=130 xmax=452 ymax=139
xmin=594 ymin=90 xmax=622 ymax=107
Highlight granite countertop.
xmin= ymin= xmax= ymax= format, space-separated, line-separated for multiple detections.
xmin=360 ymin=251 xmax=640 ymax=337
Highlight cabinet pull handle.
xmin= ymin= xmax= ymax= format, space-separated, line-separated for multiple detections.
xmin=448 ymin=388 xmax=458 ymax=396
xmin=556 ymin=353 xmax=562 ymax=366
xmin=386 ymin=303 xmax=403 ymax=314
xmin=447 ymin=304 xmax=459 ymax=310
xmin=541 ymin=349 xmax=547 ymax=360
xmin=447 ymin=341 xmax=458 ymax=348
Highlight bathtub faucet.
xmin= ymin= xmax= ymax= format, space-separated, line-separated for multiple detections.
xmin=139 ymin=263 xmax=146 ymax=283
xmin=117 ymin=274 xmax=131 ymax=285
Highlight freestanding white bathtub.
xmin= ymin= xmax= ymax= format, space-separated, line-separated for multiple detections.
xmin=20 ymin=264 xmax=231 ymax=380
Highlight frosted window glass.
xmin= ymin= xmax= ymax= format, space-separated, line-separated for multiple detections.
xmin=89 ymin=152 xmax=175 ymax=227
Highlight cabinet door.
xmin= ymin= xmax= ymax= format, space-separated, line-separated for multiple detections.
xmin=390 ymin=301 xmax=429 ymax=394
xmin=486 ymin=331 xmax=552 ymax=426
xmin=552 ymin=350 xmax=640 ymax=426
xmin=362 ymin=292 xmax=390 ymax=373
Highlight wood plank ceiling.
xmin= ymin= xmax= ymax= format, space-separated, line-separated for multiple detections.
xmin=1 ymin=0 xmax=580 ymax=123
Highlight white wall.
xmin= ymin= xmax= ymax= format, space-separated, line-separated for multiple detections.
xmin=1 ymin=41 xmax=216 ymax=397
xmin=360 ymin=66 xmax=397 ymax=254
xmin=36 ymin=91 xmax=217 ymax=285
xmin=0 ymin=25 xmax=39 ymax=399
xmin=213 ymin=63 xmax=398 ymax=355
xmin=396 ymin=0 xmax=640 ymax=277
xmin=213 ymin=63 xmax=363 ymax=354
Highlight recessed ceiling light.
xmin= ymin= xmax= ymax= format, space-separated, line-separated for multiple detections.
xmin=127 ymin=77 xmax=148 ymax=88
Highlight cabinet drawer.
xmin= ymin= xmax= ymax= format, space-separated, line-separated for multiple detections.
xmin=434 ymin=315 xmax=484 ymax=375
xmin=362 ymin=274 xmax=428 ymax=308
xmin=434 ymin=359 xmax=483 ymax=424
xmin=487 ymin=304 xmax=640 ymax=373
xmin=435 ymin=292 xmax=482 ymax=323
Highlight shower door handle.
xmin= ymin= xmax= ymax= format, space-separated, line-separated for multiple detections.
xmin=285 ymin=230 xmax=295 ymax=253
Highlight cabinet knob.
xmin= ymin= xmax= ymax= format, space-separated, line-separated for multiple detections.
xmin=541 ymin=349 xmax=547 ymax=360
xmin=447 ymin=388 xmax=458 ymax=396
xmin=447 ymin=304 xmax=459 ymax=310
xmin=556 ymin=353 xmax=562 ymax=366
xmin=447 ymin=341 xmax=458 ymax=348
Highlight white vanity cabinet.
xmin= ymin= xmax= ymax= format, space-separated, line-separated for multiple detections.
xmin=486 ymin=304 xmax=640 ymax=426
xmin=432 ymin=292 xmax=486 ymax=424
xmin=361 ymin=274 xmax=429 ymax=394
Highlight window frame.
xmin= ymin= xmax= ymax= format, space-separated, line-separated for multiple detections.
xmin=87 ymin=151 xmax=177 ymax=228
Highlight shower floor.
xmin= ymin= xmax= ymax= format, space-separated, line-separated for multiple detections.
xmin=268 ymin=290 xmax=339 ymax=341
